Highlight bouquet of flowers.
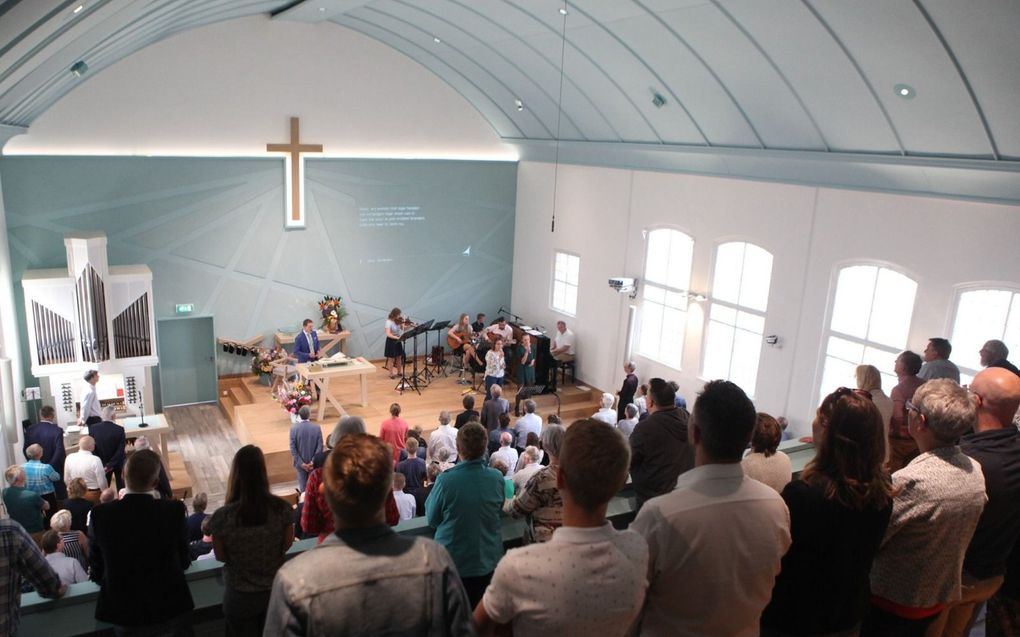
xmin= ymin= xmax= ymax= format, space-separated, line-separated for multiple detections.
xmin=282 ymin=383 xmax=313 ymax=414
xmin=318 ymin=295 xmax=347 ymax=332
xmin=251 ymin=347 xmax=283 ymax=376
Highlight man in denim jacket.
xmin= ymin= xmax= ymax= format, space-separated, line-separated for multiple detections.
xmin=264 ymin=434 xmax=473 ymax=636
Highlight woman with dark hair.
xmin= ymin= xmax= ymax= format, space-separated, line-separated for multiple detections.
xmin=384 ymin=307 xmax=406 ymax=379
xmin=760 ymin=388 xmax=895 ymax=637
xmin=741 ymin=413 xmax=793 ymax=493
xmin=209 ymin=445 xmax=295 ymax=635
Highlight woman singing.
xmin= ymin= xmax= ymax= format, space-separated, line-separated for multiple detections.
xmin=448 ymin=313 xmax=483 ymax=383
xmin=484 ymin=336 xmax=506 ymax=399
xmin=516 ymin=333 xmax=536 ymax=387
xmin=384 ymin=307 xmax=406 ymax=379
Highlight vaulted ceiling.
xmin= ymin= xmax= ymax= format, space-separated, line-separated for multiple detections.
xmin=1 ymin=0 xmax=1018 ymax=200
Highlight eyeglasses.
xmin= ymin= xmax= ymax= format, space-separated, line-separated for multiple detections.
xmin=905 ymin=400 xmax=920 ymax=414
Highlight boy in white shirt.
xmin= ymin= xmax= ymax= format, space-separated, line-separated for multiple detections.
xmin=392 ymin=472 xmax=416 ymax=521
xmin=474 ymin=418 xmax=648 ymax=635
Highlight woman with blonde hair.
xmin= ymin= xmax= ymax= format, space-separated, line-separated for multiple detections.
xmin=50 ymin=508 xmax=89 ymax=572
xmin=856 ymin=364 xmax=894 ymax=458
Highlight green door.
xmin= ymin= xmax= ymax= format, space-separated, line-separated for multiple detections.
xmin=156 ymin=316 xmax=217 ymax=406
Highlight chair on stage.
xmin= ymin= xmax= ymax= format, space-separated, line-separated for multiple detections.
xmin=555 ymin=359 xmax=576 ymax=387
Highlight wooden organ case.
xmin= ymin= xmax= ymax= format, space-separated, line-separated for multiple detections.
xmin=21 ymin=233 xmax=158 ymax=425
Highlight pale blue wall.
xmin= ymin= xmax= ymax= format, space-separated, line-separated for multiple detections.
xmin=0 ymin=156 xmax=517 ymax=382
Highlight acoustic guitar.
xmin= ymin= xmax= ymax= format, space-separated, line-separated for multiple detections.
xmin=447 ymin=329 xmax=473 ymax=350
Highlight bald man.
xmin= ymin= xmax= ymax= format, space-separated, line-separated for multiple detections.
xmin=63 ymin=436 xmax=108 ymax=503
xmin=931 ymin=368 xmax=1020 ymax=636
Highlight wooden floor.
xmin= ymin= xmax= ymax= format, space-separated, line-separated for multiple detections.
xmin=164 ymin=360 xmax=604 ymax=511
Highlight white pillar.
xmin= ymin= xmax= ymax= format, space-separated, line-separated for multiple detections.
xmin=0 ymin=125 xmax=28 ymax=467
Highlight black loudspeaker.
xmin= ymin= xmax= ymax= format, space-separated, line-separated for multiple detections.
xmin=222 ymin=342 xmax=229 ymax=353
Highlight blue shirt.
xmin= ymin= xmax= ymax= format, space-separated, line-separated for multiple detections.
xmin=21 ymin=460 xmax=60 ymax=496
xmin=425 ymin=458 xmax=505 ymax=577
xmin=289 ymin=420 xmax=323 ymax=468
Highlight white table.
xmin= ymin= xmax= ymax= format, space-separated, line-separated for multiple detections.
xmin=119 ymin=413 xmax=171 ymax=459
xmin=296 ymin=358 xmax=377 ymax=421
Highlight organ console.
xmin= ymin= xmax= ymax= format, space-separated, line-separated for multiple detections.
xmin=21 ymin=233 xmax=158 ymax=426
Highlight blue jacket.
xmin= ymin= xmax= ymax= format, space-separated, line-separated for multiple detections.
xmin=289 ymin=420 xmax=323 ymax=468
xmin=293 ymin=329 xmax=320 ymax=363
xmin=89 ymin=420 xmax=126 ymax=473
xmin=24 ymin=420 xmax=66 ymax=475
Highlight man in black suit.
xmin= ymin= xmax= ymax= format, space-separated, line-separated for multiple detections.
xmin=89 ymin=449 xmax=193 ymax=632
xmin=89 ymin=406 xmax=127 ymax=489
xmin=617 ymin=361 xmax=639 ymax=422
xmin=24 ymin=405 xmax=67 ymax=499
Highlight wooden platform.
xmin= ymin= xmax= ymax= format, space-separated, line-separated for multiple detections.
xmin=217 ymin=361 xmax=605 ymax=486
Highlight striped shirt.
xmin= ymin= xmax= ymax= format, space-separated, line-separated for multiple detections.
xmin=0 ymin=519 xmax=62 ymax=636
xmin=22 ymin=460 xmax=60 ymax=496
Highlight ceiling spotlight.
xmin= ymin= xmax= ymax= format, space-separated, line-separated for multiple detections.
xmin=514 ymin=99 xmax=524 ymax=112
xmin=318 ymin=6 xmax=326 ymax=11
xmin=433 ymin=36 xmax=442 ymax=44
xmin=894 ymin=83 xmax=916 ymax=99
xmin=652 ymin=92 xmax=667 ymax=109
xmin=559 ymin=7 xmax=568 ymax=15
xmin=70 ymin=60 xmax=89 ymax=77
xmin=72 ymin=3 xmax=85 ymax=14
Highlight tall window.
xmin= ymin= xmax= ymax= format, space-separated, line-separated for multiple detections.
xmin=551 ymin=251 xmax=580 ymax=316
xmin=702 ymin=242 xmax=773 ymax=396
xmin=820 ymin=265 xmax=917 ymax=403
xmin=638 ymin=228 xmax=694 ymax=368
xmin=950 ymin=288 xmax=1020 ymax=384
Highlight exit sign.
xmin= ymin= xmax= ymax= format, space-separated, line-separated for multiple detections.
xmin=175 ymin=303 xmax=195 ymax=315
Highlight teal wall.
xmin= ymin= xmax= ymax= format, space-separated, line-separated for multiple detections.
xmin=0 ymin=156 xmax=517 ymax=381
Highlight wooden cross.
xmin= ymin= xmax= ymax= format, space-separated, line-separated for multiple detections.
xmin=267 ymin=117 xmax=322 ymax=228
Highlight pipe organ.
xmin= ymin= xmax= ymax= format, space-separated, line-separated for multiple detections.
xmin=22 ymin=233 xmax=158 ymax=426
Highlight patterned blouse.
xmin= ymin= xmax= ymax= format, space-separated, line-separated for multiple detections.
xmin=503 ymin=464 xmax=563 ymax=543
xmin=208 ymin=498 xmax=294 ymax=592
xmin=59 ymin=531 xmax=88 ymax=572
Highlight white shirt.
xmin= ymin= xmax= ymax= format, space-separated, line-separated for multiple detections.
xmin=482 ymin=523 xmax=648 ymax=636
xmin=552 ymin=329 xmax=575 ymax=354
xmin=616 ymin=417 xmax=638 ymax=439
xmin=64 ymin=450 xmax=108 ymax=490
xmin=393 ymin=490 xmax=416 ymax=521
xmin=428 ymin=424 xmax=459 ymax=463
xmin=490 ymin=446 xmax=519 ymax=477
xmin=304 ymin=330 xmax=316 ymax=354
xmin=634 ymin=396 xmax=648 ymax=415
xmin=45 ymin=552 xmax=88 ymax=586
xmin=631 ymin=463 xmax=791 ymax=637
xmin=484 ymin=324 xmax=514 ymax=344
xmin=81 ymin=383 xmax=101 ymax=421
xmin=512 ymin=463 xmax=543 ymax=494
xmin=513 ymin=414 xmax=542 ymax=450
xmin=592 ymin=408 xmax=617 ymax=426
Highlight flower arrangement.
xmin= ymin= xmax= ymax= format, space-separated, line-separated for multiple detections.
xmin=319 ymin=295 xmax=347 ymax=332
xmin=251 ymin=347 xmax=283 ymax=376
xmin=282 ymin=383 xmax=313 ymax=415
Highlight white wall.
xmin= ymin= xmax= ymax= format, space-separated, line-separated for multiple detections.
xmin=3 ymin=16 xmax=513 ymax=160
xmin=512 ymin=161 xmax=1020 ymax=434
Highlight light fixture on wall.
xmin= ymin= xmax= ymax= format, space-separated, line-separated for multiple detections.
xmin=894 ymin=83 xmax=916 ymax=99
xmin=70 ymin=60 xmax=89 ymax=78
xmin=72 ymin=3 xmax=85 ymax=15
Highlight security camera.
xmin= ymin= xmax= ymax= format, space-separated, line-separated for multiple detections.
xmin=608 ymin=277 xmax=637 ymax=298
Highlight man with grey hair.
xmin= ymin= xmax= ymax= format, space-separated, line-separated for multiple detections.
xmin=593 ymin=393 xmax=617 ymax=425
xmin=512 ymin=446 xmax=543 ymax=494
xmin=616 ymin=403 xmax=639 ymax=440
xmin=327 ymin=415 xmax=366 ymax=449
xmin=64 ymin=435 xmax=107 ymax=502
xmin=490 ymin=432 xmax=518 ymax=477
xmin=3 ymin=465 xmax=49 ymax=540
xmin=865 ymin=379 xmax=988 ymax=635
xmin=90 ymin=405 xmax=127 ymax=489
xmin=618 ymin=361 xmax=639 ymax=421
xmin=429 ymin=410 xmax=458 ymax=463
xmin=21 ymin=443 xmax=59 ymax=524
xmin=289 ymin=404 xmax=322 ymax=492
xmin=513 ymin=400 xmax=542 ymax=453
xmin=980 ymin=339 xmax=1020 ymax=377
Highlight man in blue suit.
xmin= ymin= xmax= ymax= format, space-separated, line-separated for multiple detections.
xmin=294 ymin=319 xmax=320 ymax=363
xmin=24 ymin=405 xmax=67 ymax=499
xmin=89 ymin=406 xmax=127 ymax=490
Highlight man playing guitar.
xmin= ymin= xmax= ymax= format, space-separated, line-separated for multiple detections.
xmin=448 ymin=313 xmax=482 ymax=383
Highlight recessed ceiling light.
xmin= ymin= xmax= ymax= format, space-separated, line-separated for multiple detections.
xmin=72 ymin=3 xmax=84 ymax=14
xmin=514 ymin=99 xmax=524 ymax=112
xmin=559 ymin=7 xmax=568 ymax=15
xmin=652 ymin=92 xmax=667 ymax=109
xmin=318 ymin=6 xmax=326 ymax=11
xmin=433 ymin=36 xmax=442 ymax=44
xmin=894 ymin=83 xmax=916 ymax=99
xmin=70 ymin=60 xmax=88 ymax=77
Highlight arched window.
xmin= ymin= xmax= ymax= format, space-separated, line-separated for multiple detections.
xmin=637 ymin=228 xmax=694 ymax=368
xmin=702 ymin=242 xmax=773 ymax=397
xmin=950 ymin=288 xmax=1020 ymax=384
xmin=819 ymin=265 xmax=917 ymax=403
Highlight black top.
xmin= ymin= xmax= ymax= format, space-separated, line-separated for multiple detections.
xmin=760 ymin=480 xmax=892 ymax=634
xmin=186 ymin=512 xmax=206 ymax=543
xmin=454 ymin=409 xmax=479 ymax=429
xmin=61 ymin=497 xmax=93 ymax=534
xmin=618 ymin=373 xmax=638 ymax=405
xmin=471 ymin=321 xmax=486 ymax=334
xmin=629 ymin=407 xmax=693 ymax=507
xmin=90 ymin=494 xmax=193 ymax=626
xmin=89 ymin=420 xmax=127 ymax=472
xmin=990 ymin=358 xmax=1020 ymax=377
xmin=960 ymin=428 xmax=1020 ymax=579
xmin=24 ymin=420 xmax=66 ymax=475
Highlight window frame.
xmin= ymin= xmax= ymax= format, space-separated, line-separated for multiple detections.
xmin=948 ymin=282 xmax=1020 ymax=382
xmin=636 ymin=226 xmax=696 ymax=371
xmin=549 ymin=250 xmax=581 ymax=317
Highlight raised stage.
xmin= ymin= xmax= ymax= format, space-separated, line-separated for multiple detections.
xmin=217 ymin=361 xmax=604 ymax=486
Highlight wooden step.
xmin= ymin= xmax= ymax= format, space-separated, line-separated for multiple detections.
xmin=228 ymin=386 xmax=250 ymax=408
xmin=167 ymin=451 xmax=192 ymax=500
xmin=217 ymin=395 xmax=236 ymax=423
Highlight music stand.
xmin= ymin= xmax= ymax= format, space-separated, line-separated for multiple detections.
xmin=429 ymin=320 xmax=451 ymax=378
xmin=395 ymin=323 xmax=426 ymax=395
xmin=410 ymin=320 xmax=434 ymax=388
